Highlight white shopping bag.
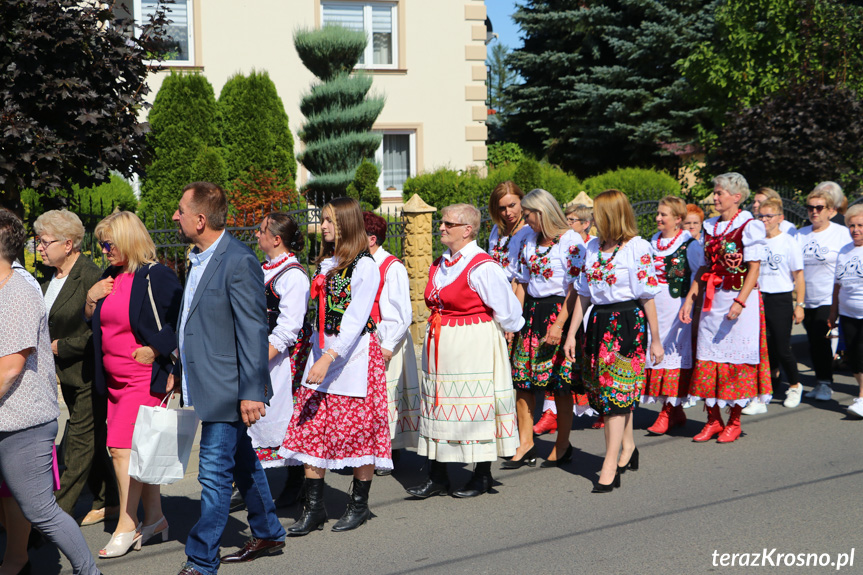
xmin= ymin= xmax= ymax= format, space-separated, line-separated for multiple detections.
xmin=129 ymin=393 xmax=199 ymax=485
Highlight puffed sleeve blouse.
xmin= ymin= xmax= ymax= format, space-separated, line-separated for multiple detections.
xmin=489 ymin=224 xmax=533 ymax=282
xmin=577 ymin=236 xmax=661 ymax=305
xmin=516 ymin=229 xmax=585 ymax=298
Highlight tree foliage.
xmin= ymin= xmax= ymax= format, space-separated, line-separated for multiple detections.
xmin=708 ymin=81 xmax=863 ymax=192
xmin=294 ymin=25 xmax=386 ymax=202
xmin=226 ymin=168 xmax=300 ymax=226
xmin=486 ymin=43 xmax=518 ymax=142
xmin=140 ymin=73 xmax=220 ymax=218
xmin=346 ymin=160 xmax=381 ymax=209
xmin=581 ymin=167 xmax=681 ymax=198
xmin=507 ymin=0 xmax=719 ymax=176
xmin=0 ymin=0 xmax=168 ymax=214
xmin=217 ymin=70 xmax=296 ymax=184
xmin=679 ymin=0 xmax=863 ymax=132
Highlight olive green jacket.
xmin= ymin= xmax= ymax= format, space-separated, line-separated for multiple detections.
xmin=41 ymin=255 xmax=103 ymax=388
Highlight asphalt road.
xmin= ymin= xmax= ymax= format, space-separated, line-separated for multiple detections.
xmin=24 ymin=327 xmax=863 ymax=575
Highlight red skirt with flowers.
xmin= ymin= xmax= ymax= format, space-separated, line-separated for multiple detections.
xmin=584 ymin=300 xmax=647 ymax=415
xmin=279 ymin=337 xmax=393 ymax=470
xmin=642 ymin=368 xmax=692 ymax=404
xmin=689 ymin=297 xmax=772 ymax=406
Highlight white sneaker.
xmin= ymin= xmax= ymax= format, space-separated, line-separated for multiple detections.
xmin=783 ymin=384 xmax=803 ymax=408
xmin=814 ymin=383 xmax=833 ymax=401
xmin=741 ymin=402 xmax=767 ymax=415
xmin=681 ymin=398 xmax=697 ymax=409
xmin=847 ymin=398 xmax=863 ymax=418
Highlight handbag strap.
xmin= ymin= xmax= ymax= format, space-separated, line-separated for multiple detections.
xmin=147 ymin=263 xmax=162 ymax=332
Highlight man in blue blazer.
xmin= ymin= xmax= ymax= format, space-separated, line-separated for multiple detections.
xmin=169 ymin=182 xmax=286 ymax=575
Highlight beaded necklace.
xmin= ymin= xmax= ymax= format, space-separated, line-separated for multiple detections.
xmin=597 ymin=242 xmax=622 ymax=267
xmin=262 ymin=252 xmax=294 ymax=270
xmin=443 ymin=253 xmax=463 ymax=268
xmin=655 ymin=229 xmax=683 ymax=252
xmin=713 ymin=210 xmax=742 ymax=238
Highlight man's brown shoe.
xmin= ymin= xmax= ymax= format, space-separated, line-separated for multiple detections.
xmin=80 ymin=506 xmax=120 ymax=526
xmin=219 ymin=538 xmax=285 ymax=564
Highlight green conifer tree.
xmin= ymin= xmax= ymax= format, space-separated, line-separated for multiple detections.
xmin=294 ymin=25 xmax=386 ymax=201
xmin=140 ymin=72 xmax=220 ymax=220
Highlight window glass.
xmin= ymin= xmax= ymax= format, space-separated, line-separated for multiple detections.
xmin=140 ymin=0 xmax=193 ymax=64
xmin=383 ymin=134 xmax=410 ymax=190
xmin=322 ymin=2 xmax=396 ymax=68
xmin=371 ymin=6 xmax=393 ymax=65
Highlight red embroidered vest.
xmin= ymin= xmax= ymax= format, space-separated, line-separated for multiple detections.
xmin=371 ymin=255 xmax=400 ymax=324
xmin=703 ymin=219 xmax=751 ymax=292
xmin=424 ymin=253 xmax=496 ymax=326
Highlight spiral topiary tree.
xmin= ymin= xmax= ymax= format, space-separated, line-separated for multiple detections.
xmin=294 ymin=24 xmax=385 ymax=202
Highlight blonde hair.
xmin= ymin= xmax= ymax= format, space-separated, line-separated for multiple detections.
xmin=844 ymin=203 xmax=863 ymax=223
xmin=315 ymin=197 xmax=369 ymax=276
xmin=759 ymin=198 xmax=784 ymax=214
xmin=806 ymin=189 xmax=835 ymax=210
xmin=34 ymin=209 xmax=85 ymax=251
xmin=520 ymin=188 xmax=569 ymax=240
xmin=565 ymin=204 xmax=593 ymax=221
xmin=94 ymin=211 xmax=157 ymax=273
xmin=659 ymin=196 xmax=687 ymax=222
xmin=713 ymin=172 xmax=751 ymax=203
xmin=441 ymin=204 xmax=481 ymax=240
xmin=754 ymin=187 xmax=781 ymax=202
xmin=488 ymin=181 xmax=524 ymax=230
xmin=593 ymin=189 xmax=638 ymax=244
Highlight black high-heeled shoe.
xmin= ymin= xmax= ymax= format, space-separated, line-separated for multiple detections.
xmin=591 ymin=472 xmax=621 ymax=493
xmin=540 ymin=444 xmax=573 ymax=468
xmin=617 ymin=447 xmax=639 ymax=474
xmin=501 ymin=446 xmax=537 ymax=469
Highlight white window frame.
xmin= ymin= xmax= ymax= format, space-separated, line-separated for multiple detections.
xmin=375 ymin=130 xmax=416 ymax=195
xmin=321 ymin=2 xmax=399 ymax=70
xmin=134 ymin=0 xmax=196 ymax=67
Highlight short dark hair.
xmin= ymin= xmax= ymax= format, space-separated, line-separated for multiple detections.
xmin=183 ymin=181 xmax=228 ymax=230
xmin=0 ymin=209 xmax=26 ymax=264
xmin=363 ymin=211 xmax=387 ymax=247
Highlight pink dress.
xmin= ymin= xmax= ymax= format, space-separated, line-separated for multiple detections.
xmin=101 ymin=272 xmax=165 ymax=448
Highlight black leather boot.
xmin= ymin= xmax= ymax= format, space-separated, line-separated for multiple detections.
xmin=274 ymin=465 xmax=305 ymax=508
xmin=453 ymin=462 xmax=493 ymax=498
xmin=332 ymin=478 xmax=372 ymax=532
xmin=405 ymin=460 xmax=450 ymax=498
xmin=287 ymin=478 xmax=327 ymax=536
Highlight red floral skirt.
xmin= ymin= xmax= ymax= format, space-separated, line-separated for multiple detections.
xmin=689 ymin=299 xmax=772 ymax=404
xmin=643 ymin=368 xmax=692 ymax=403
xmin=279 ymin=338 xmax=393 ymax=470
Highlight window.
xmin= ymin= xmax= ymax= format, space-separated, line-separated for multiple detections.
xmin=126 ymin=0 xmax=195 ymax=66
xmin=322 ymin=2 xmax=398 ymax=69
xmin=375 ymin=132 xmax=416 ymax=193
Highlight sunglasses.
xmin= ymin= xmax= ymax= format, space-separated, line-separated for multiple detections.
xmin=806 ymin=204 xmax=827 ymax=212
xmin=441 ymin=220 xmax=468 ymax=229
xmin=100 ymin=240 xmax=115 ymax=252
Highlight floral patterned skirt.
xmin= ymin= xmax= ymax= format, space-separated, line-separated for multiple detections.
xmin=584 ymin=300 xmax=647 ymax=415
xmin=278 ymin=337 xmax=393 ymax=471
xmin=511 ymin=295 xmax=575 ymax=393
xmin=642 ymin=368 xmax=693 ymax=405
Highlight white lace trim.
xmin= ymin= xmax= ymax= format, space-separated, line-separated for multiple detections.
xmin=277 ymin=449 xmax=393 ymax=471
xmin=640 ymin=395 xmax=683 ymax=406
xmin=540 ymin=401 xmax=597 ymax=417
xmin=688 ymin=394 xmax=773 ymax=408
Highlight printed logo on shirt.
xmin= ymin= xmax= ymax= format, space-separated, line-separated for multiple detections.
xmin=801 ymin=239 xmax=828 ymax=262
xmin=836 ymin=256 xmax=863 ymax=282
xmin=762 ymin=247 xmax=783 ymax=272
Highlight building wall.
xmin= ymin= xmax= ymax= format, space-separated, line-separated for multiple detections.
xmin=143 ymin=0 xmax=488 ymax=202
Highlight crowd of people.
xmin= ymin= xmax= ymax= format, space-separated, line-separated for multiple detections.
xmin=0 ymin=172 xmax=861 ymax=574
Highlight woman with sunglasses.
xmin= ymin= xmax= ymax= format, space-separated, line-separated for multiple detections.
xmin=406 ymin=204 xmax=523 ymax=499
xmin=488 ymin=181 xmax=533 ymax=283
xmin=680 ymin=173 xmax=771 ymax=443
xmin=745 ymin=198 xmax=805 ymax=413
xmin=85 ymin=211 xmax=182 ymax=558
xmin=796 ymin=188 xmax=851 ymax=402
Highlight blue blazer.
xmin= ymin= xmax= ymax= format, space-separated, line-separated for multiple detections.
xmin=172 ymin=232 xmax=271 ymax=423
xmin=90 ymin=263 xmax=183 ymax=396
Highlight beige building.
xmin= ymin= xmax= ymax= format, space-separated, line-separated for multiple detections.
xmin=127 ymin=0 xmax=491 ymax=205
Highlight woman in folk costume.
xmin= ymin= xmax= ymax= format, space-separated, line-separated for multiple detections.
xmin=643 ymin=196 xmax=704 ymax=435
xmin=564 ymin=189 xmax=663 ymax=493
xmin=362 ymin=211 xmax=419 ymax=475
xmin=488 ymin=180 xmax=533 ymax=284
xmin=280 ymin=198 xmax=391 ymax=534
xmin=250 ymin=212 xmax=311 ymax=507
xmin=503 ymin=188 xmax=585 ymax=470
xmin=680 ymin=173 xmax=771 ymax=443
xmin=405 ymin=203 xmax=524 ymax=499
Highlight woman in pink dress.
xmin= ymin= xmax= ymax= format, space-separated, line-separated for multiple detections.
xmin=85 ymin=211 xmax=182 ymax=559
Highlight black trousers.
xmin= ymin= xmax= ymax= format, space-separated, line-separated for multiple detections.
xmin=839 ymin=316 xmax=863 ymax=374
xmin=54 ymin=383 xmax=118 ymax=515
xmin=802 ymin=305 xmax=833 ymax=383
xmin=762 ymin=292 xmax=799 ymax=389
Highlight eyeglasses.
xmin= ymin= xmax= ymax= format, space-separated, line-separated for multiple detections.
xmin=806 ymin=204 xmax=827 ymax=212
xmin=100 ymin=240 xmax=115 ymax=252
xmin=758 ymin=214 xmax=780 ymax=220
xmin=441 ymin=221 xmax=468 ymax=229
xmin=37 ymin=238 xmax=59 ymax=248
xmin=567 ymin=218 xmax=589 ymax=224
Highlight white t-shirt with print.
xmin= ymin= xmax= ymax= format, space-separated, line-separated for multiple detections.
xmin=797 ymin=223 xmax=852 ymax=307
xmin=835 ymin=243 xmax=863 ymax=319
xmin=759 ymin=232 xmax=803 ymax=294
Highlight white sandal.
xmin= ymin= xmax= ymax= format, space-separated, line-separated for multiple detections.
xmin=98 ymin=525 xmax=142 ymax=558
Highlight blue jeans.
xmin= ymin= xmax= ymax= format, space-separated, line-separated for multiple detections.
xmin=185 ymin=420 xmax=286 ymax=575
